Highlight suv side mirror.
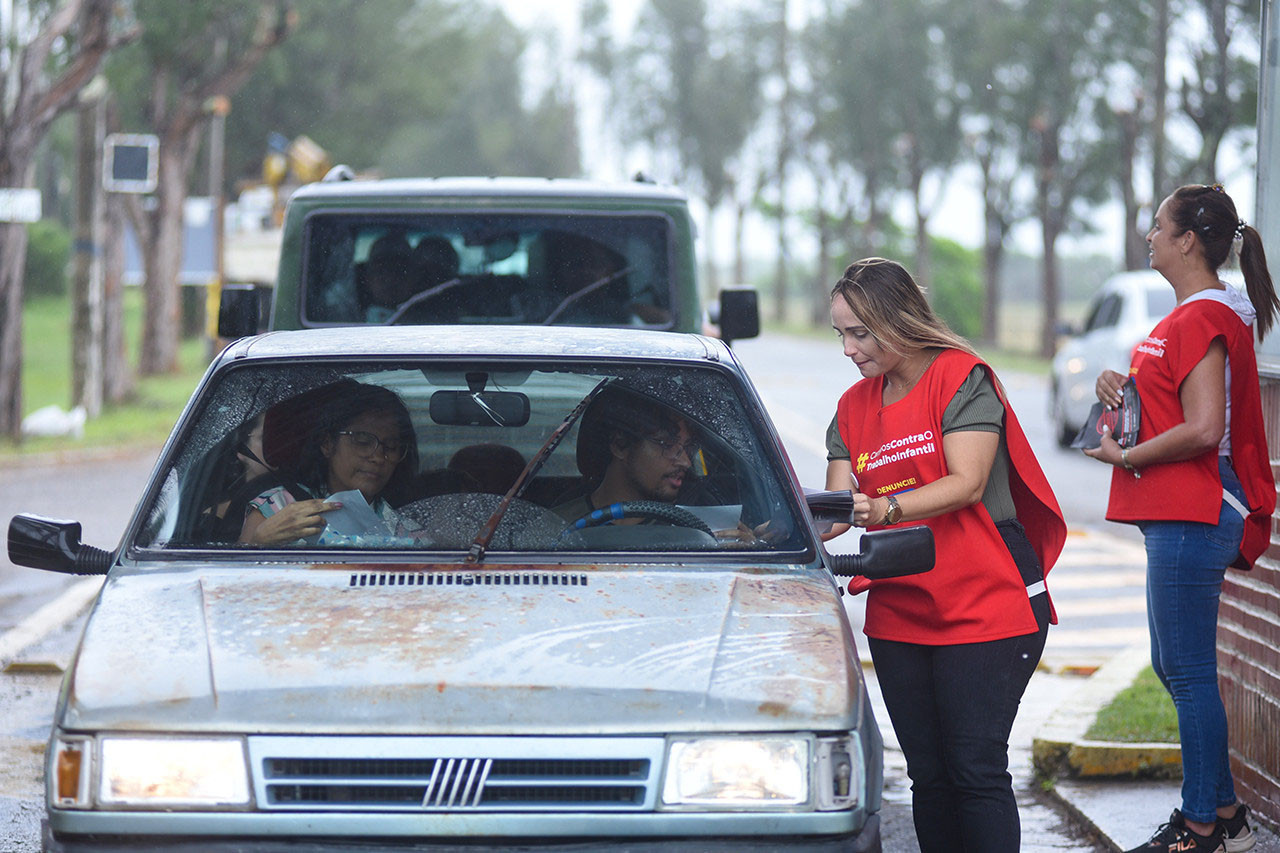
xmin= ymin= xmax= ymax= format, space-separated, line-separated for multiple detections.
xmin=8 ymin=514 xmax=111 ymax=575
xmin=218 ymin=282 xmax=267 ymax=340
xmin=713 ymin=286 xmax=760 ymax=345
xmin=828 ymin=527 xmax=934 ymax=580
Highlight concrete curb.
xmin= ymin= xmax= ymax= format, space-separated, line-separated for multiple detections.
xmin=0 ymin=442 xmax=161 ymax=471
xmin=0 ymin=577 xmax=102 ymax=666
xmin=1032 ymin=643 xmax=1182 ymax=780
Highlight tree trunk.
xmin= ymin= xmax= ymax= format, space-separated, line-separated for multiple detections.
xmin=977 ymin=146 xmax=1005 ymax=348
xmin=0 ymin=0 xmax=126 ymax=437
xmin=732 ymin=196 xmax=747 ymax=285
xmin=1118 ymin=108 xmax=1147 ymax=271
xmin=1037 ymin=130 xmax=1063 ymax=360
xmin=72 ymin=96 xmax=104 ymax=415
xmin=772 ymin=0 xmax=791 ymax=325
xmin=813 ymin=206 xmax=832 ymax=328
xmin=702 ymin=204 xmax=719 ymax=297
xmin=0 ymin=220 xmax=30 ymax=439
xmin=102 ymin=190 xmax=134 ymax=403
xmin=0 ymin=150 xmax=37 ymax=438
xmin=1151 ymin=0 xmax=1169 ymax=197
xmin=982 ymin=235 xmax=1005 ymax=350
xmin=139 ymin=127 xmax=199 ymax=375
xmin=912 ymin=191 xmax=930 ymax=294
xmin=1040 ymin=223 xmax=1062 ymax=359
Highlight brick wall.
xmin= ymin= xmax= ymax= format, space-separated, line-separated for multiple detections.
xmin=1219 ymin=376 xmax=1280 ymax=827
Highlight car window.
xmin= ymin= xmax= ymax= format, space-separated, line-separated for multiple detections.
xmin=1083 ymin=293 xmax=1123 ymax=332
xmin=134 ymin=359 xmax=808 ymax=557
xmin=301 ymin=212 xmax=675 ymax=329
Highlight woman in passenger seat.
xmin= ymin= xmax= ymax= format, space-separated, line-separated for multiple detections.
xmin=239 ymin=383 xmax=419 ymax=546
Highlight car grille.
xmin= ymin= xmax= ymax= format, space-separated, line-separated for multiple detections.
xmin=249 ymin=737 xmax=663 ymax=812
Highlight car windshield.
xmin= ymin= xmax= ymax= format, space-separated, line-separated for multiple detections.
xmin=301 ymin=212 xmax=675 ymax=328
xmin=134 ymin=358 xmax=809 ymax=557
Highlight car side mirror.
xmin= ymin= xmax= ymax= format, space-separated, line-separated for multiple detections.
xmin=218 ymin=282 xmax=266 ymax=340
xmin=712 ymin=286 xmax=759 ymax=345
xmin=828 ymin=527 xmax=934 ymax=580
xmin=8 ymin=514 xmax=112 ymax=575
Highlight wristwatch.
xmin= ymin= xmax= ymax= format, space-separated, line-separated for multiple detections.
xmin=881 ymin=495 xmax=902 ymax=525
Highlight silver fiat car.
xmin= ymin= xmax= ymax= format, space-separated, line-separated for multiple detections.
xmin=10 ymin=327 xmax=931 ymax=852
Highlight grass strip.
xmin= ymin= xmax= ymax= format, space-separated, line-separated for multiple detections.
xmin=1085 ymin=665 xmax=1180 ymax=744
xmin=2 ymin=291 xmax=210 ymax=460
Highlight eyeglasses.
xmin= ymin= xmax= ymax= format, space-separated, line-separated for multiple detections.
xmin=336 ymin=430 xmax=409 ymax=461
xmin=644 ymin=434 xmax=701 ymax=461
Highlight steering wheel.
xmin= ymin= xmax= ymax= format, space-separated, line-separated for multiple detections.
xmin=566 ymin=501 xmax=714 ymax=536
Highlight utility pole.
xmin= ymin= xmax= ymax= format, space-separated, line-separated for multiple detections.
xmin=207 ymin=90 xmax=230 ymax=354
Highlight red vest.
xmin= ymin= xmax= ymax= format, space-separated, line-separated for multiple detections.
xmin=1106 ymin=298 xmax=1275 ymax=569
xmin=836 ymin=349 xmax=1066 ymax=644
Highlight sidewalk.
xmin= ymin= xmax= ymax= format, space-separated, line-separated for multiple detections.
xmin=1033 ymin=642 xmax=1280 ymax=852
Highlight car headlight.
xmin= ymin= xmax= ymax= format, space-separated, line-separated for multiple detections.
xmin=98 ymin=737 xmax=250 ymax=808
xmin=662 ymin=736 xmax=808 ymax=808
xmin=1064 ymin=356 xmax=1087 ymax=375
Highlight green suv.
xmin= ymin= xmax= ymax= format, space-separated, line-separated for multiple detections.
xmin=219 ymin=171 xmax=759 ymax=342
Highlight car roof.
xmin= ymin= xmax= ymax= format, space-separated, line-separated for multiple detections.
xmin=219 ymin=326 xmax=732 ymax=365
xmin=289 ymin=175 xmax=689 ymax=205
xmin=1102 ymin=269 xmax=1167 ymax=293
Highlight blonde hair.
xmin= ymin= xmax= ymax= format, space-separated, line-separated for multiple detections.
xmin=830 ymin=258 xmax=977 ymax=358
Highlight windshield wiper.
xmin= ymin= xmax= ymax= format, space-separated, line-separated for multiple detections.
xmin=541 ymin=267 xmax=632 ymax=325
xmin=384 ymin=276 xmax=465 ymax=325
xmin=466 ymin=378 xmax=613 ymax=563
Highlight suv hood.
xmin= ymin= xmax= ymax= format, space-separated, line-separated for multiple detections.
xmin=63 ymin=566 xmax=861 ymax=734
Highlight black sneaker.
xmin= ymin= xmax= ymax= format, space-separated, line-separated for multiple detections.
xmin=1219 ymin=803 xmax=1256 ymax=852
xmin=1125 ymin=809 xmax=1225 ymax=853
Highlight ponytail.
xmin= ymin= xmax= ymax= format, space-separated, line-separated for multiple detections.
xmin=1238 ymin=225 xmax=1279 ymax=342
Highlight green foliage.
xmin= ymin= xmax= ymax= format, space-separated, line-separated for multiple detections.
xmin=1085 ymin=666 xmax=1180 ymax=744
xmin=926 ymin=239 xmax=984 ymax=340
xmin=22 ymin=220 xmax=72 ymax=301
xmin=613 ymin=0 xmax=764 ymax=205
xmin=223 ymin=0 xmax=579 ymax=183
xmin=8 ymin=292 xmax=206 ymax=456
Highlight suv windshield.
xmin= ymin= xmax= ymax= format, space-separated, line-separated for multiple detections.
xmin=135 ymin=359 xmax=807 ymax=556
xmin=301 ymin=212 xmax=674 ymax=328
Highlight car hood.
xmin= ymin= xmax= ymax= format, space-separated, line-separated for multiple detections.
xmin=63 ymin=566 xmax=861 ymax=734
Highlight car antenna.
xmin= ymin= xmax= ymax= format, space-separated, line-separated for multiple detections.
xmin=466 ymin=378 xmax=614 ymax=563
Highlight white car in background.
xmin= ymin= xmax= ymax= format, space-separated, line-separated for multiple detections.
xmin=1050 ymin=270 xmax=1176 ymax=447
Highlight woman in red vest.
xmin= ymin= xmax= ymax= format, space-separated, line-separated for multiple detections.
xmin=1085 ymin=184 xmax=1277 ymax=853
xmin=824 ymin=257 xmax=1066 ymax=852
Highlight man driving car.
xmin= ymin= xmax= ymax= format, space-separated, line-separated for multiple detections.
xmin=554 ymin=389 xmax=698 ymax=522
xmin=554 ymin=389 xmax=766 ymax=543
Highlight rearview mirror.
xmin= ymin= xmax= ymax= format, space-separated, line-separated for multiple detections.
xmin=828 ymin=527 xmax=934 ymax=580
xmin=429 ymin=390 xmax=531 ymax=427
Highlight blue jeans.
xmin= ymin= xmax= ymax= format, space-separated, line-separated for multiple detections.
xmin=1137 ymin=457 xmax=1245 ymax=824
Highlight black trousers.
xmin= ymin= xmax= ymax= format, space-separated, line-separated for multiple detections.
xmin=867 ymin=519 xmax=1050 ymax=853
